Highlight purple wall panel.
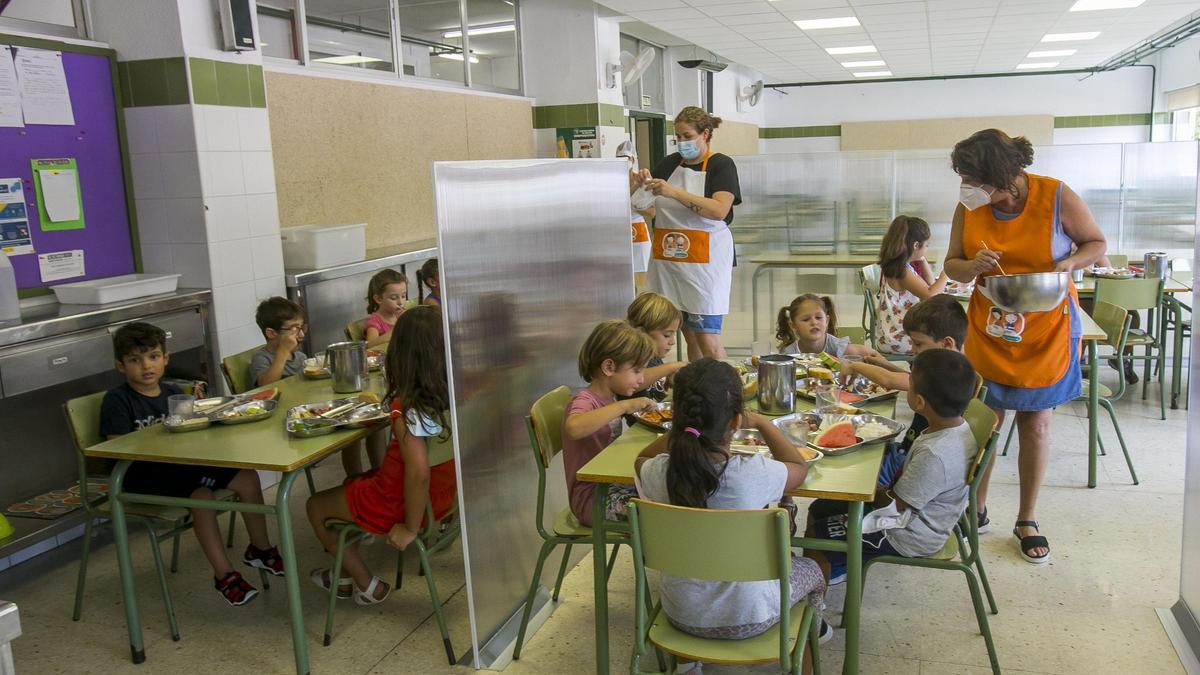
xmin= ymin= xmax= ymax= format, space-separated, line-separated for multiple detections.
xmin=0 ymin=49 xmax=135 ymax=288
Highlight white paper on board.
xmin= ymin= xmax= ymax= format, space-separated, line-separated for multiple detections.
xmin=38 ymin=169 xmax=80 ymax=222
xmin=14 ymin=48 xmax=74 ymax=126
xmin=0 ymin=46 xmax=22 ymax=128
xmin=38 ymin=249 xmax=84 ymax=283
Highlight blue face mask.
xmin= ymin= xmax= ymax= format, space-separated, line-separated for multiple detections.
xmin=678 ymin=139 xmax=701 ymax=160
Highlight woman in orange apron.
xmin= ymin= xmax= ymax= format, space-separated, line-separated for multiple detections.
xmin=944 ymin=129 xmax=1106 ymax=565
xmin=637 ymin=107 xmax=742 ymax=360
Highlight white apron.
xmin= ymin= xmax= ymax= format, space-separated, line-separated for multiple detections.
xmin=631 ymin=214 xmax=651 ymax=273
xmin=646 ymin=154 xmax=733 ymax=316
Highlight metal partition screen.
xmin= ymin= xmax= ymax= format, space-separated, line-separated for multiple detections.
xmin=433 ymin=159 xmax=633 ymax=667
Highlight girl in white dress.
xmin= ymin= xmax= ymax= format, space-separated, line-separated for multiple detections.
xmin=876 ymin=216 xmax=948 ymax=355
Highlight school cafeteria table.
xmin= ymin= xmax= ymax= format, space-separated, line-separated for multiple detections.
xmin=576 ymin=393 xmax=892 ymax=675
xmin=85 ymin=374 xmax=387 ymax=675
xmin=1080 ymin=309 xmax=1109 ymax=489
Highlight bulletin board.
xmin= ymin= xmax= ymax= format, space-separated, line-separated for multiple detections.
xmin=0 ymin=35 xmax=136 ymax=293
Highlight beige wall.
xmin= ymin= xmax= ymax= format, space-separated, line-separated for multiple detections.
xmin=711 ymin=119 xmax=759 ymax=156
xmin=840 ymin=115 xmax=1054 ymax=151
xmin=266 ymin=71 xmax=534 ymax=248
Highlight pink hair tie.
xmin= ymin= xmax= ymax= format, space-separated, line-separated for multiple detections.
xmin=683 ymin=427 xmax=701 ymax=438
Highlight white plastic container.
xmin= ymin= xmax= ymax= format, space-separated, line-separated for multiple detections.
xmin=50 ymin=273 xmax=181 ymax=305
xmin=280 ymin=223 xmax=367 ymax=270
xmin=0 ymin=254 xmax=18 ymax=320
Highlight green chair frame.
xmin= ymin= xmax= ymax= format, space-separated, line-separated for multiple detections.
xmin=1095 ymin=277 xmax=1166 ymax=420
xmin=1002 ymin=302 xmax=1138 ymax=484
xmin=64 ymin=392 xmax=249 ymax=640
xmin=513 ymin=386 xmax=627 ymax=660
xmin=319 ymin=432 xmax=460 ymax=665
xmin=837 ymin=325 xmax=868 ymax=347
xmin=219 ymin=345 xmax=318 ymax=495
xmin=1106 ymin=254 xmax=1128 ymax=269
xmin=857 ymin=399 xmax=1002 ymax=674
xmin=628 ymin=499 xmax=821 ymax=675
xmin=344 ymin=318 xmax=366 ymax=342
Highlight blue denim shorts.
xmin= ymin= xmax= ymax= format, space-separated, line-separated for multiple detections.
xmin=681 ymin=312 xmax=723 ymax=334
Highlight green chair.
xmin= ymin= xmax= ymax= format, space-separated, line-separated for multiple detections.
xmin=627 ymin=499 xmax=821 ymax=675
xmin=837 ymin=325 xmax=868 ymax=346
xmin=1003 ymin=302 xmax=1139 ymax=483
xmin=1095 ymin=277 xmax=1166 ymax=420
xmin=513 ymin=386 xmax=627 ymax=660
xmin=319 ymin=432 xmax=460 ymax=665
xmin=1107 ymin=254 xmax=1128 ymax=269
xmin=64 ymin=392 xmax=245 ymax=640
xmin=859 ymin=398 xmax=1001 ymax=674
xmin=344 ymin=318 xmax=366 ymax=341
xmin=220 ymin=345 xmax=318 ymax=494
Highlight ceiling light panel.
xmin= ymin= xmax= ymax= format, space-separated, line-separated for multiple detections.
xmin=1028 ymin=49 xmax=1077 ymax=57
xmin=794 ymin=16 xmax=861 ymax=29
xmin=1015 ymin=61 xmax=1059 ymax=68
xmin=824 ymin=45 xmax=877 ymax=54
xmin=1069 ymin=0 xmax=1145 ymax=11
xmin=853 ymin=70 xmax=892 ymax=78
xmin=1041 ymin=31 xmax=1101 ymax=41
xmin=840 ymin=59 xmax=887 ymax=67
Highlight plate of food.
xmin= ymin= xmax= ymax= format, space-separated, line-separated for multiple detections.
xmin=1087 ymin=266 xmax=1136 ymax=280
xmin=367 ymin=350 xmax=384 ymax=371
xmin=302 ymin=355 xmax=331 ymax=379
xmin=163 ymin=415 xmax=212 ymax=433
xmin=285 ymin=393 xmax=386 ymax=437
xmin=772 ymin=410 xmax=904 ymax=456
xmin=633 ymin=402 xmax=673 ymax=431
xmin=730 ymin=428 xmax=822 ymax=462
xmin=212 ymin=399 xmax=278 ymax=425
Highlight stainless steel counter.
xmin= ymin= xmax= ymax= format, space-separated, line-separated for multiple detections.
xmin=285 ymin=240 xmax=438 ymax=354
xmin=0 ymin=289 xmax=212 ymax=349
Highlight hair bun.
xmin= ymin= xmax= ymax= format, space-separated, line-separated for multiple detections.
xmin=710 ymin=115 xmax=723 ymax=129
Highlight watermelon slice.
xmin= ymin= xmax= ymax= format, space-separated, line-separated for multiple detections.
xmin=815 ymin=421 xmax=858 ymax=448
xmin=839 ymin=391 xmax=865 ymax=404
xmin=247 ymin=387 xmax=280 ymax=401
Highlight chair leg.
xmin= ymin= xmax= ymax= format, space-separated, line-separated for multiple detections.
xmin=72 ymin=517 xmax=95 ymax=621
xmin=552 ymin=543 xmax=573 ymax=601
xmin=1159 ymin=344 xmax=1167 ymax=420
xmin=323 ymin=528 xmax=352 ymax=647
xmin=513 ymin=539 xmax=556 ymax=661
xmin=973 ymin=554 xmax=998 ymax=615
xmin=605 ymin=542 xmax=620 ymax=581
xmin=1101 ymin=399 xmax=1138 ymax=485
xmin=305 ymin=467 xmax=317 ymax=495
xmin=170 ymin=532 xmax=181 ymax=572
xmin=144 ymin=523 xmax=181 ymax=642
xmin=1001 ymin=420 xmax=1016 ymax=457
xmin=225 ymin=509 xmax=236 ymax=548
xmin=810 ymin=607 xmax=822 ymax=675
xmin=962 ymin=566 xmax=1000 ymax=675
xmin=394 ymin=547 xmax=405 ymax=590
xmin=1098 ymin=434 xmax=1107 ymax=457
xmin=417 ymin=543 xmax=456 ymax=666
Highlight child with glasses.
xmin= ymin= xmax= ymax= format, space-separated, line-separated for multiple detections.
xmin=251 ymin=297 xmax=308 ymax=387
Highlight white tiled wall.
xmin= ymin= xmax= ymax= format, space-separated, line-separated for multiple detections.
xmin=125 ymin=103 xmax=285 ymax=368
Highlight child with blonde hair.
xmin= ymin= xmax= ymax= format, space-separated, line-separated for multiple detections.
xmin=776 ymin=294 xmax=878 ymax=358
xmin=623 ymin=292 xmax=686 ymax=401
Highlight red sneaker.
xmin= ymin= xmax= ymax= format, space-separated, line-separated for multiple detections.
xmin=215 ymin=571 xmax=259 ymax=606
xmin=242 ymin=544 xmax=285 ymax=577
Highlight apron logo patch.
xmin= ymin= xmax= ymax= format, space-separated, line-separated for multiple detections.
xmin=986 ymin=307 xmax=1025 ymax=343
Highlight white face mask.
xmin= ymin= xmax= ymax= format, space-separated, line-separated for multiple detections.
xmin=959 ymin=185 xmax=994 ymax=210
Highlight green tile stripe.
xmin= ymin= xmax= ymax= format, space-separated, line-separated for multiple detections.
xmin=533 ymin=103 xmax=626 ymax=129
xmin=759 ymin=125 xmax=842 ymax=139
xmin=665 ymin=120 xmax=674 ymax=135
xmin=118 ymin=57 xmax=265 ymax=108
xmin=1053 ymin=113 xmax=1171 ymax=128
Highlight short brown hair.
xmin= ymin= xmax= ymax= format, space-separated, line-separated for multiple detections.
xmin=911 ymin=349 xmax=975 ymax=418
xmin=255 ymin=296 xmax=304 ymax=335
xmin=674 ymin=106 xmax=722 ymax=142
xmin=113 ymin=322 xmax=166 ymax=361
xmin=902 ymin=295 xmax=967 ymax=348
xmin=951 ymin=129 xmax=1035 ymax=196
xmin=626 ymin=292 xmax=682 ymax=333
xmin=577 ymin=320 xmax=655 ymax=382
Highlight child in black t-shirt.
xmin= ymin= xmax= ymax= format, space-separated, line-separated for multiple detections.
xmin=100 ymin=322 xmax=284 ymax=606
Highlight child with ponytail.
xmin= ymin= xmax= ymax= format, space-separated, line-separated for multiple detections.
xmin=875 ymin=215 xmax=948 ymax=354
xmin=635 ymin=358 xmax=829 ymax=647
xmin=776 ymin=294 xmax=878 ymax=358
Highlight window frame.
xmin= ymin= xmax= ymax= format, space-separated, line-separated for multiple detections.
xmin=618 ymin=33 xmax=666 ymax=114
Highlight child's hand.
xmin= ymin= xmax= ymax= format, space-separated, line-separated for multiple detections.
xmin=276 ymin=331 xmax=299 ymax=355
xmin=838 ymin=363 xmax=857 ymax=386
xmin=624 ymin=397 xmax=657 ymax=415
xmin=386 ymin=523 xmax=418 ymax=551
xmin=864 ymin=353 xmax=890 ymax=368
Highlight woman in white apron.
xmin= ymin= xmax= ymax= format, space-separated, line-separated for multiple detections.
xmin=638 ymin=107 xmax=742 ymax=360
xmin=618 ymin=141 xmax=652 ymax=284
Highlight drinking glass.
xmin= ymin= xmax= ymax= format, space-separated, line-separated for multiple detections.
xmin=813 ymin=382 xmax=837 ymax=409
xmin=168 ymin=395 xmax=195 ymax=418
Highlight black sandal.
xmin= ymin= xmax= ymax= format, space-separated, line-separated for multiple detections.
xmin=1013 ymin=520 xmax=1050 ymax=564
xmin=977 ymin=506 xmax=991 ymax=534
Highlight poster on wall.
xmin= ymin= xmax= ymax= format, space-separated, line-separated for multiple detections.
xmin=31 ymin=158 xmax=85 ymax=231
xmin=38 ymin=249 xmax=84 ymax=283
xmin=13 ymin=47 xmax=75 ymax=126
xmin=555 ymin=127 xmax=598 ymax=158
xmin=0 ymin=177 xmax=32 ymax=256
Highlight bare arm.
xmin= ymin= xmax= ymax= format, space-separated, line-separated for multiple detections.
xmin=564 ymin=397 xmax=655 ymax=440
xmin=634 ymin=434 xmax=670 ymax=474
xmin=895 ymin=267 xmax=948 ymax=301
xmin=748 ymin=412 xmax=810 ymax=491
xmin=256 ymin=345 xmax=294 ymax=386
xmin=1054 ymin=185 xmax=1107 ymax=272
xmin=387 ymin=424 xmax=431 ymax=550
xmin=944 ymin=205 xmax=1002 ymax=282
xmin=913 ymin=258 xmax=936 ymax=285
xmin=643 ymin=361 xmax=685 ymax=387
xmin=843 ymin=362 xmax=911 ymax=391
xmin=844 ymin=343 xmax=881 ymax=359
xmin=647 ymin=177 xmax=735 ymax=221
xmin=364 ymin=327 xmax=390 ymax=348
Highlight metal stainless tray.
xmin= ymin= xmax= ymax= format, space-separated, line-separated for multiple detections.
xmin=796 ymin=377 xmax=898 ymax=405
xmin=632 ymin=401 xmax=672 ymax=432
xmin=284 ymin=398 xmax=388 ymax=437
xmin=212 ymin=399 xmax=278 ymax=425
xmin=730 ymin=427 xmax=823 ymax=462
xmin=771 ymin=410 xmax=904 ymax=456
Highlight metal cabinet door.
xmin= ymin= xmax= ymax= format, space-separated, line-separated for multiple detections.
xmin=0 ymin=330 xmax=115 ymax=397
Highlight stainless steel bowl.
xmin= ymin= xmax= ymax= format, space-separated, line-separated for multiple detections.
xmin=978 ymin=272 xmax=1068 ymax=312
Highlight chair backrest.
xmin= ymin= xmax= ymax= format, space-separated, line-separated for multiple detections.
xmin=528 ymin=385 xmax=572 ymax=469
xmin=973 ymin=372 xmax=986 ymax=401
xmin=345 ymin=318 xmax=366 ymax=341
xmin=221 ymin=344 xmax=265 ymax=395
xmin=1170 ymin=258 xmax=1192 ymax=274
xmin=630 ymin=499 xmax=790 ymax=582
xmin=838 ymin=325 xmax=868 ymax=345
xmin=1094 ymin=277 xmax=1163 ymax=312
xmin=1091 ymin=300 xmax=1130 ymax=351
xmin=403 ymin=298 xmax=420 ymax=311
xmin=860 ymin=264 xmax=881 ymax=294
xmin=63 ymin=391 xmax=110 ymax=507
xmin=1107 ymin=254 xmax=1128 ymax=268
xmin=962 ymin=398 xmax=998 ymax=484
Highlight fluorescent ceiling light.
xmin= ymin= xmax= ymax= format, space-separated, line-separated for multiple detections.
xmin=1069 ymin=0 xmax=1144 ymax=10
xmin=443 ymin=23 xmax=514 ymax=39
xmin=1041 ymin=31 xmax=1100 ymax=42
xmin=826 ymin=45 xmax=877 ymax=55
xmin=841 ymin=60 xmax=886 ymax=68
xmin=1028 ymin=49 xmax=1076 ymax=58
xmin=1015 ymin=61 xmax=1059 ymax=69
xmin=438 ymin=53 xmax=480 ymax=64
xmin=853 ymin=70 xmax=891 ymax=78
xmin=313 ymin=55 xmax=384 ymax=65
xmin=794 ymin=16 xmax=860 ymax=30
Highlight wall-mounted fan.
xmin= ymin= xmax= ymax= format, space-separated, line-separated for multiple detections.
xmin=607 ymin=46 xmax=655 ymax=89
xmin=737 ymin=79 xmax=764 ymax=112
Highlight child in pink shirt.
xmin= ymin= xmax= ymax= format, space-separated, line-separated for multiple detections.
xmin=363 ymin=269 xmax=407 ymax=348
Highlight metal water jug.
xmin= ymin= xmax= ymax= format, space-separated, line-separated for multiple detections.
xmin=327 ymin=341 xmax=368 ymax=393
xmin=1143 ymin=252 xmax=1169 ymax=280
xmin=757 ymin=355 xmax=796 ymax=415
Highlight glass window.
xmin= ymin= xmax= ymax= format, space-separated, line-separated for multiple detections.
xmin=0 ymin=0 xmax=82 ymax=38
xmin=305 ymin=0 xmax=395 ymax=73
xmin=464 ymin=0 xmax=519 ymax=91
xmin=619 ymin=35 xmax=665 ymax=113
xmin=398 ymin=0 xmax=466 ymax=85
xmin=1171 ymin=108 xmax=1199 ymax=142
xmin=257 ymin=1 xmax=300 ymax=61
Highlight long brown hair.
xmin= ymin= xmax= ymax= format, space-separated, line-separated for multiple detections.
xmin=417 ymin=258 xmax=439 ymax=299
xmin=951 ymin=129 xmax=1034 ymax=198
xmin=365 ymin=268 xmax=407 ymax=314
xmin=776 ymin=294 xmax=838 ymax=350
xmin=665 ymin=359 xmax=742 ymax=508
xmin=878 ymin=215 xmax=931 ymax=280
xmin=384 ymin=305 xmax=449 ymax=439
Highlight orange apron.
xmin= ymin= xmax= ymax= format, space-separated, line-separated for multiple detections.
xmin=962 ymin=173 xmax=1078 ymax=389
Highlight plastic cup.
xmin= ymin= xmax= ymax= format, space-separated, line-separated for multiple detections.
xmin=813 ymin=382 xmax=837 ymax=409
xmin=168 ymin=395 xmax=195 ymax=418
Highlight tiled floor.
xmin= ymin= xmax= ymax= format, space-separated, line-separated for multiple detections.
xmin=0 ymin=271 xmax=1191 ymax=674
